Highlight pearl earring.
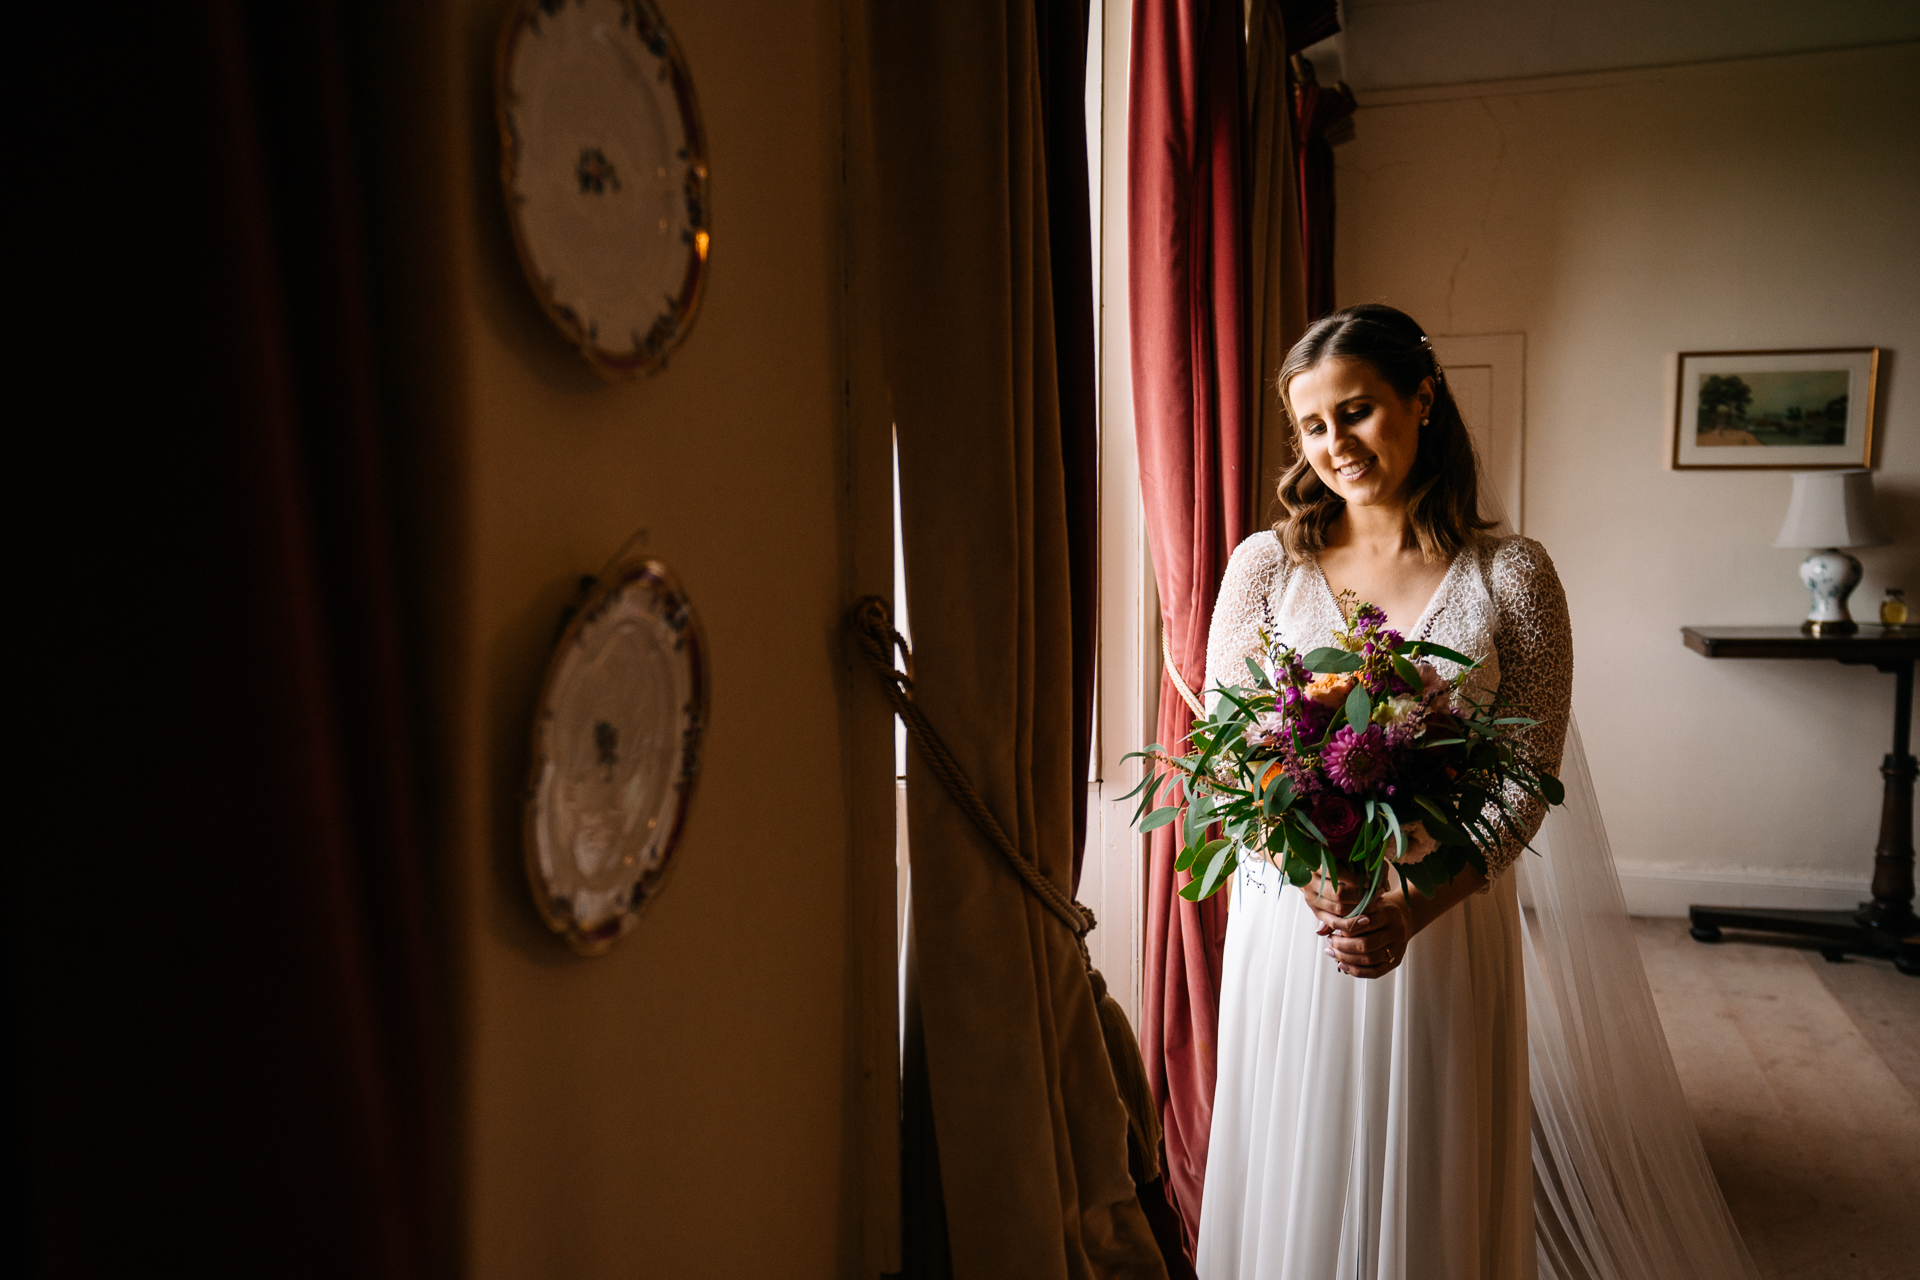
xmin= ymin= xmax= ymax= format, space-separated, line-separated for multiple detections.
xmin=1421 ymin=417 xmax=1429 ymax=427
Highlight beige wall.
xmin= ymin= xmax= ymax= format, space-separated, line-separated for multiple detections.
xmin=377 ymin=1 xmax=880 ymax=1275
xmin=1340 ymin=0 xmax=1920 ymax=90
xmin=1334 ymin=43 xmax=1920 ymax=907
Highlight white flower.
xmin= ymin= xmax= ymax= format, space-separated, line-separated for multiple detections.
xmin=1388 ymin=820 xmax=1441 ymax=866
xmin=1248 ymin=710 xmax=1286 ymax=747
xmin=1372 ymin=694 xmax=1423 ymax=728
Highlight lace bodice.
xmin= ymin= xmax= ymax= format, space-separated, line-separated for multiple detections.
xmin=1203 ymin=531 xmax=1573 ymax=885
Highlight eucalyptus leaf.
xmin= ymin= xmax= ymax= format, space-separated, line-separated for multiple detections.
xmin=1414 ymin=796 xmax=1470 ymax=844
xmin=1199 ymin=839 xmax=1238 ymax=897
xmin=1214 ymin=686 xmax=1259 ymax=717
xmin=1303 ymin=646 xmax=1364 ymax=673
xmin=1382 ymin=802 xmax=1404 ymax=859
xmin=1132 ymin=774 xmax=1165 ymax=822
xmin=1346 ymin=858 xmax=1388 ymax=920
xmin=1263 ymin=773 xmax=1296 ymax=819
xmin=1139 ymin=805 xmax=1180 ymax=832
xmin=1404 ymin=640 xmax=1474 ymax=665
xmin=1344 ymin=684 xmax=1372 ymax=734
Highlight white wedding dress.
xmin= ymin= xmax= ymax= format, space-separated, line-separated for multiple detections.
xmin=1192 ymin=531 xmax=1760 ymax=1280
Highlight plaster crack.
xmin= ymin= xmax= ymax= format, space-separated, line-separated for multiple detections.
xmin=1449 ymin=99 xmax=1511 ymax=329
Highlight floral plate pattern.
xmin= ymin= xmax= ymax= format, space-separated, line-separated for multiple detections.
xmin=525 ymin=558 xmax=708 ymax=954
xmin=496 ymin=0 xmax=709 ymax=378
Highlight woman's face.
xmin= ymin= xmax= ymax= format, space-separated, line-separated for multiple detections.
xmin=1286 ymin=357 xmax=1433 ymax=511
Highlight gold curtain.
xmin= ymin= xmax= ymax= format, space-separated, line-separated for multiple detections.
xmin=855 ymin=3 xmax=1168 ymax=1276
xmin=1246 ymin=0 xmax=1309 ymax=524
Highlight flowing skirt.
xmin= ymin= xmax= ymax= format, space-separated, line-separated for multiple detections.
xmin=1196 ymin=856 xmax=1533 ymax=1280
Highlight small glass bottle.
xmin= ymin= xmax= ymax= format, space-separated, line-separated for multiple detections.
xmin=1881 ymin=588 xmax=1909 ymax=628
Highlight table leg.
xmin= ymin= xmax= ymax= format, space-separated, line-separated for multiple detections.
xmin=1862 ymin=659 xmax=1917 ymax=938
xmin=1689 ymin=657 xmax=1919 ymax=975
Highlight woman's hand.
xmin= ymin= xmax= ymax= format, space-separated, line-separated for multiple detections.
xmin=1305 ymin=869 xmax=1412 ymax=979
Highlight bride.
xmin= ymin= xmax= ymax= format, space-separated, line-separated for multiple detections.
xmin=1192 ymin=305 xmax=1758 ymax=1279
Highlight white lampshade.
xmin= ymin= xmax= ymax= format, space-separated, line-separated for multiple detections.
xmin=1772 ymin=469 xmax=1888 ymax=549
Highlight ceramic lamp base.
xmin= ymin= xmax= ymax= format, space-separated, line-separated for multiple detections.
xmin=1798 ymin=547 xmax=1863 ymax=635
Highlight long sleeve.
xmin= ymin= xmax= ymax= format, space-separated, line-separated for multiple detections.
xmin=1476 ymin=536 xmax=1573 ymax=883
xmin=1204 ymin=532 xmax=1288 ymax=705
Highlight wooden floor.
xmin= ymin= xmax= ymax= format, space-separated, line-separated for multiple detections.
xmin=1635 ymin=917 xmax=1920 ymax=1280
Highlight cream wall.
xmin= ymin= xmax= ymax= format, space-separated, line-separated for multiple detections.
xmin=1334 ymin=43 xmax=1920 ymax=910
xmin=1340 ymin=0 xmax=1920 ymax=90
xmin=376 ymin=1 xmax=882 ymax=1275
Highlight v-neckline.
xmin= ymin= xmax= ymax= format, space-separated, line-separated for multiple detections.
xmin=1309 ymin=547 xmax=1463 ymax=640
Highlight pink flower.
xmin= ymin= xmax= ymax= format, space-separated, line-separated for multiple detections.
xmin=1324 ymin=724 xmax=1393 ymax=794
xmin=1415 ymin=661 xmax=1449 ymax=700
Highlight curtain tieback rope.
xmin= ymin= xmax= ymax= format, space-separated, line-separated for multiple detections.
xmin=849 ymin=594 xmax=1164 ymax=1185
xmin=852 ymin=598 xmax=1152 ymax=1182
xmin=849 ymin=596 xmax=1096 ymax=955
xmin=1162 ymin=622 xmax=1208 ymax=718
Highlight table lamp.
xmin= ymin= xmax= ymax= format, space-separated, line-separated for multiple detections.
xmin=1772 ymin=468 xmax=1888 ymax=635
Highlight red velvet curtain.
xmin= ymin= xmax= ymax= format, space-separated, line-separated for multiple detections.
xmin=1126 ymin=0 xmax=1253 ymax=1250
xmin=14 ymin=5 xmax=447 ymax=1275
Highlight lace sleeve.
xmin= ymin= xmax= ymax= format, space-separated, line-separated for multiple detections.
xmin=1478 ymin=537 xmax=1573 ymax=884
xmin=1204 ymin=533 xmax=1286 ymax=704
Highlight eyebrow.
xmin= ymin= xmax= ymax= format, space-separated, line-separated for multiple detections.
xmin=1297 ymin=393 xmax=1371 ymax=425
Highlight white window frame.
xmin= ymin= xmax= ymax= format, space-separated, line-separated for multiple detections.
xmin=1078 ymin=0 xmax=1156 ymax=1030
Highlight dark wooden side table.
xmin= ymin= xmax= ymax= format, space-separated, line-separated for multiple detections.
xmin=1680 ymin=626 xmax=1918 ymax=975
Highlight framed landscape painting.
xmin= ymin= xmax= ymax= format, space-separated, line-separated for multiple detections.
xmin=1672 ymin=347 xmax=1879 ymax=470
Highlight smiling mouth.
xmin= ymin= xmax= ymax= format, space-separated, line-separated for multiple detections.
xmin=1334 ymin=457 xmax=1374 ymax=481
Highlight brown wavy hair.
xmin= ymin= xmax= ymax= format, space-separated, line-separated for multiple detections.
xmin=1272 ymin=304 xmax=1494 ymax=564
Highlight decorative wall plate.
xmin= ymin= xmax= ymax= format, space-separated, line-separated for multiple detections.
xmin=496 ymin=0 xmax=709 ymax=378
xmin=525 ymin=559 xmax=707 ymax=954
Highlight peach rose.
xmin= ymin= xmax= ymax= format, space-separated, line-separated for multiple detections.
xmin=1304 ymin=672 xmax=1357 ymax=709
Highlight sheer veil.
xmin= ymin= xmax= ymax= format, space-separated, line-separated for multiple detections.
xmin=1480 ymin=485 xmax=1760 ymax=1277
xmin=1519 ymin=724 xmax=1758 ymax=1279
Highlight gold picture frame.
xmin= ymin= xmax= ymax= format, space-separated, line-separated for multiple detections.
xmin=1671 ymin=347 xmax=1879 ymax=470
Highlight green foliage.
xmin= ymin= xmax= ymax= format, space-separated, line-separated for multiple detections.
xmin=1121 ymin=608 xmax=1568 ymax=915
xmin=1697 ymin=374 xmax=1753 ymax=426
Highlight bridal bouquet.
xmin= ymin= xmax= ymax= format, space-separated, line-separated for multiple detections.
xmin=1123 ymin=597 xmax=1565 ymax=915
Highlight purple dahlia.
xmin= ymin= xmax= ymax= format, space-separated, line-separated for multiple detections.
xmin=1324 ymin=723 xmax=1393 ymax=794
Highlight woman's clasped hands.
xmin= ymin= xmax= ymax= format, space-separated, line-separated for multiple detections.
xmin=1304 ymin=867 xmax=1413 ymax=979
